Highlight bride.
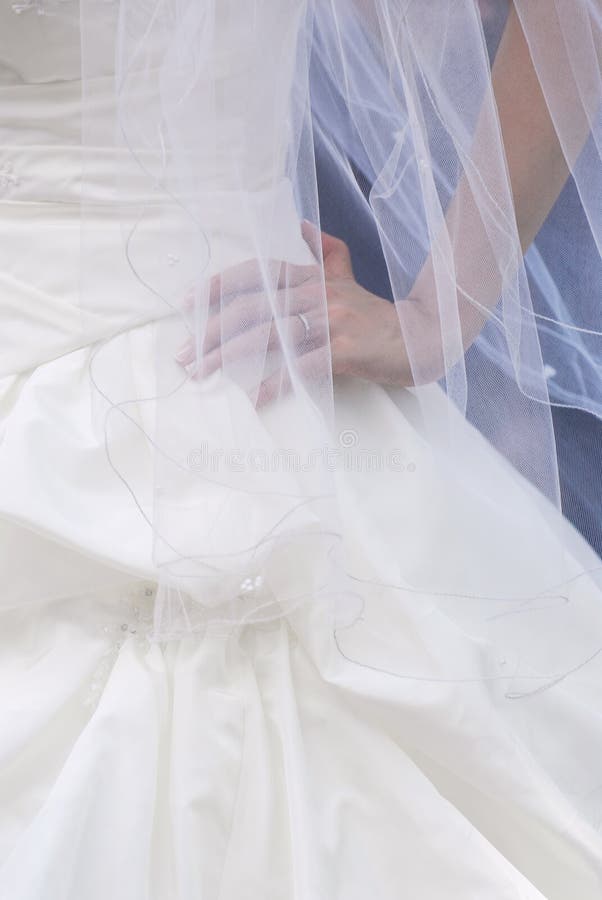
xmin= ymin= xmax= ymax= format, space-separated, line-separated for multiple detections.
xmin=1 ymin=1 xmax=601 ymax=897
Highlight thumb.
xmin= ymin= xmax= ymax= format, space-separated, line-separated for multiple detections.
xmin=301 ymin=220 xmax=354 ymax=280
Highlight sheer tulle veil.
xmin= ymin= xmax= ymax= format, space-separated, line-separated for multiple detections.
xmin=72 ymin=0 xmax=602 ymax=718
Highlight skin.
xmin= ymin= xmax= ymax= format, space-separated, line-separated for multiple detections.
xmin=176 ymin=3 xmax=584 ymax=401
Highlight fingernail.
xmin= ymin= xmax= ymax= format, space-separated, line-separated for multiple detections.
xmin=175 ymin=339 xmax=194 ymax=365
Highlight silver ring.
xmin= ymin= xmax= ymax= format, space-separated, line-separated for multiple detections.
xmin=296 ymin=311 xmax=311 ymax=343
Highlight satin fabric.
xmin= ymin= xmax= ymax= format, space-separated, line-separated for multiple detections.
xmin=3 ymin=343 xmax=602 ymax=897
xmin=2 ymin=534 xmax=602 ymax=899
xmin=1 ymin=2 xmax=602 ymax=897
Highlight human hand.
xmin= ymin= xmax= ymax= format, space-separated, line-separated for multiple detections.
xmin=176 ymin=224 xmax=415 ymax=404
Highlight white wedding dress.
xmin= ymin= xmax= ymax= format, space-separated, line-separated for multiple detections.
xmin=1 ymin=3 xmax=602 ymax=898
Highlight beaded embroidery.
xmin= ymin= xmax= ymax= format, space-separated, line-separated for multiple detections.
xmin=0 ymin=163 xmax=19 ymax=197
xmin=12 ymin=0 xmax=66 ymax=14
xmin=83 ymin=582 xmax=156 ymax=710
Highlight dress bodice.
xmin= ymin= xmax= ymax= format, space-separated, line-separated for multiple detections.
xmin=0 ymin=0 xmax=307 ymax=190
xmin=0 ymin=0 xmax=314 ymax=376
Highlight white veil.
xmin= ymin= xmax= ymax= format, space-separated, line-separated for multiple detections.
xmin=73 ymin=0 xmax=602 ymax=722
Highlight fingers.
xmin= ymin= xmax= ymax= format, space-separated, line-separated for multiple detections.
xmin=207 ymin=257 xmax=318 ymax=305
xmin=300 ymin=219 xmax=322 ymax=258
xmin=175 ymin=338 xmax=195 ymax=366
xmin=179 ymin=293 xmax=269 ymax=364
xmin=182 ymin=258 xmax=315 ymax=313
xmin=301 ymin=221 xmax=354 ymax=280
xmin=322 ymin=233 xmax=354 ymax=280
xmin=199 ymin=320 xmax=276 ymax=379
xmin=182 ymin=226 xmax=351 ymax=310
xmin=176 ymin=226 xmax=354 ymax=384
xmin=200 ymin=316 xmax=294 ymax=379
xmin=178 ymin=282 xmax=323 ymax=367
xmin=203 ymin=291 xmax=273 ymax=356
xmin=255 ymin=344 xmax=331 ymax=408
xmin=186 ymin=311 xmax=324 ymax=380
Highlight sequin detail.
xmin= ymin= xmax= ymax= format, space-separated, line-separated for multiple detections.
xmin=12 ymin=0 xmax=62 ymax=14
xmin=83 ymin=583 xmax=156 ymax=709
xmin=11 ymin=0 xmax=108 ymax=14
xmin=0 ymin=162 xmax=19 ymax=196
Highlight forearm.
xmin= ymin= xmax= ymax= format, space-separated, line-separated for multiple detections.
xmin=493 ymin=5 xmax=569 ymax=252
xmin=403 ymin=4 xmax=587 ymax=381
